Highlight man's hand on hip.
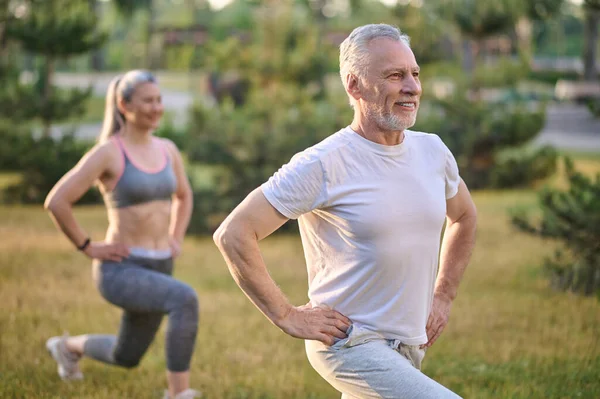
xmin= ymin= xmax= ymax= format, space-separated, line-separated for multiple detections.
xmin=278 ymin=303 xmax=351 ymax=346
xmin=421 ymin=294 xmax=453 ymax=349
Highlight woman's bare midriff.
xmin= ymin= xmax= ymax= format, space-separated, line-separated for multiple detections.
xmin=105 ymin=200 xmax=172 ymax=250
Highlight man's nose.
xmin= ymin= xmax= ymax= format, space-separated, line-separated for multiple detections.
xmin=401 ymin=76 xmax=421 ymax=96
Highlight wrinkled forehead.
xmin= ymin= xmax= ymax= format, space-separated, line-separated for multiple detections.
xmin=365 ymin=37 xmax=418 ymax=75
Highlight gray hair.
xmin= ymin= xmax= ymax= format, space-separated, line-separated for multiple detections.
xmin=98 ymin=70 xmax=157 ymax=143
xmin=339 ymin=24 xmax=411 ymax=106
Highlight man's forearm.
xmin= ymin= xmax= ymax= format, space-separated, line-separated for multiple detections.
xmin=214 ymin=226 xmax=293 ymax=326
xmin=435 ymin=214 xmax=477 ymax=301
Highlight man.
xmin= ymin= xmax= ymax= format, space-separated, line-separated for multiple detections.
xmin=213 ymin=24 xmax=477 ymax=398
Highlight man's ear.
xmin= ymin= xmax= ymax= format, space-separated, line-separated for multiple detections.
xmin=346 ymin=73 xmax=362 ymax=101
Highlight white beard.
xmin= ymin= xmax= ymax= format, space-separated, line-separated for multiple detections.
xmin=365 ymin=103 xmax=416 ymax=131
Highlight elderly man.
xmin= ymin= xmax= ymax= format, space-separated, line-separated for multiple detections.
xmin=213 ymin=24 xmax=476 ymax=398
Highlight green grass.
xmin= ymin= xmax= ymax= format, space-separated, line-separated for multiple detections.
xmin=560 ymin=150 xmax=600 ymax=162
xmin=0 ymin=172 xmax=21 ymax=189
xmin=1 ymin=162 xmax=600 ymax=398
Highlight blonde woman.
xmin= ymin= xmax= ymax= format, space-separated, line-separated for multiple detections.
xmin=44 ymin=70 xmax=200 ymax=399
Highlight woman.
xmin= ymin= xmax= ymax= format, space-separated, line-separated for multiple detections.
xmin=44 ymin=70 xmax=200 ymax=399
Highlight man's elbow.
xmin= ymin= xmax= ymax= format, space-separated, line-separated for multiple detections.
xmin=465 ymin=201 xmax=477 ymax=222
xmin=461 ymin=206 xmax=478 ymax=240
xmin=213 ymin=218 xmax=236 ymax=252
xmin=212 ymin=222 xmax=226 ymax=249
xmin=460 ymin=205 xmax=477 ymax=232
xmin=448 ymin=202 xmax=477 ymax=230
xmin=214 ymin=216 xmax=255 ymax=254
xmin=469 ymin=201 xmax=478 ymax=225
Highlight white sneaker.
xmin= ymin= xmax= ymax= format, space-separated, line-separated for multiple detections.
xmin=162 ymin=388 xmax=202 ymax=399
xmin=46 ymin=333 xmax=83 ymax=381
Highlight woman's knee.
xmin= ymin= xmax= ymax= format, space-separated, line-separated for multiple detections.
xmin=171 ymin=284 xmax=199 ymax=322
xmin=179 ymin=285 xmax=199 ymax=310
xmin=113 ymin=352 xmax=142 ymax=369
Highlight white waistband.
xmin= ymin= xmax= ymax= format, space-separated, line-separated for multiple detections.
xmin=128 ymin=247 xmax=172 ymax=259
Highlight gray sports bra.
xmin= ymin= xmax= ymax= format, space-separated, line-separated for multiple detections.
xmin=104 ymin=135 xmax=177 ymax=209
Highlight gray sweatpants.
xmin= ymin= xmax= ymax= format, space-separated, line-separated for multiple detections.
xmin=85 ymin=254 xmax=199 ymax=372
xmin=305 ymin=325 xmax=462 ymax=399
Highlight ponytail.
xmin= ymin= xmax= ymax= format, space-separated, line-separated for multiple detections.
xmin=97 ymin=76 xmax=125 ymax=143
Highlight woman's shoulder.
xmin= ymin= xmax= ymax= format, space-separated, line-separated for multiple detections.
xmin=154 ymin=136 xmax=182 ymax=161
xmin=93 ymin=137 xmax=122 ymax=156
xmin=80 ymin=137 xmax=123 ymax=169
xmin=154 ymin=136 xmax=178 ymax=150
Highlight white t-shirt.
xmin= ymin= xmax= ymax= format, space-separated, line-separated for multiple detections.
xmin=261 ymin=127 xmax=460 ymax=345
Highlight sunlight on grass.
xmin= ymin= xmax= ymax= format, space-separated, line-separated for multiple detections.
xmin=0 ymin=172 xmax=21 ymax=189
xmin=545 ymin=154 xmax=600 ymax=191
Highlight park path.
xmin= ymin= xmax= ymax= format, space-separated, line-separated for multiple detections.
xmin=54 ymin=72 xmax=196 ymax=120
xmin=51 ymin=73 xmax=600 ymax=151
xmin=532 ymin=103 xmax=600 ymax=152
xmin=46 ymin=72 xmax=199 ymax=140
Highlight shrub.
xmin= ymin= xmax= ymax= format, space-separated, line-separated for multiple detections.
xmin=587 ymin=98 xmax=600 ymax=118
xmin=0 ymin=130 xmax=100 ymax=204
xmin=185 ymin=87 xmax=350 ymax=234
xmin=511 ymin=158 xmax=600 ymax=299
xmin=415 ymin=94 xmax=557 ymax=189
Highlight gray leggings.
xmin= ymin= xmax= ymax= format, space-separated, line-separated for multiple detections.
xmin=84 ymin=256 xmax=199 ymax=372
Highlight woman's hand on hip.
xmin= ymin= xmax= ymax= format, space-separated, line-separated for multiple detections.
xmin=83 ymin=241 xmax=130 ymax=262
xmin=168 ymin=235 xmax=182 ymax=258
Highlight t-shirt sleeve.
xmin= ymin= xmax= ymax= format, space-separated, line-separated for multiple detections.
xmin=261 ymin=150 xmax=327 ymax=220
xmin=438 ymin=137 xmax=460 ymax=199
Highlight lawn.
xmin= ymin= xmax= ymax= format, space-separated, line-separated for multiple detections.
xmin=0 ymin=163 xmax=599 ymax=398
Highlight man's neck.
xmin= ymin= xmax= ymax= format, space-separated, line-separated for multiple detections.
xmin=350 ymin=119 xmax=405 ymax=146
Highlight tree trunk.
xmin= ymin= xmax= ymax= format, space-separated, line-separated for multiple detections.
xmin=145 ymin=0 xmax=155 ymax=70
xmin=0 ymin=0 xmax=9 ymax=59
xmin=583 ymin=8 xmax=599 ymax=81
xmin=469 ymin=38 xmax=484 ymax=101
xmin=89 ymin=0 xmax=104 ymax=71
xmin=186 ymin=0 xmax=198 ymax=22
xmin=515 ymin=17 xmax=533 ymax=63
xmin=43 ymin=57 xmax=55 ymax=137
xmin=313 ymin=1 xmax=326 ymax=98
xmin=462 ymin=38 xmax=474 ymax=75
